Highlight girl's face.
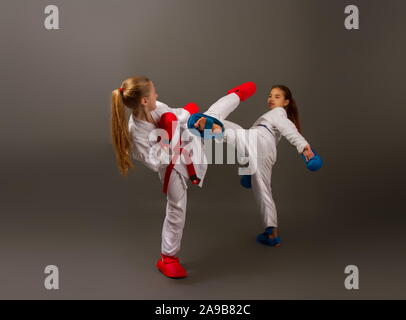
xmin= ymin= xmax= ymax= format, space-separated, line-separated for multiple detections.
xmin=267 ymin=88 xmax=289 ymax=110
xmin=141 ymin=81 xmax=158 ymax=111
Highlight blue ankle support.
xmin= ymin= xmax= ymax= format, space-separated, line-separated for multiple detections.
xmin=256 ymin=227 xmax=281 ymax=247
xmin=265 ymin=226 xmax=275 ymax=234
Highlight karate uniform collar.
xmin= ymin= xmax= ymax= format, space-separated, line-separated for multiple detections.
xmin=272 ymin=106 xmax=287 ymax=114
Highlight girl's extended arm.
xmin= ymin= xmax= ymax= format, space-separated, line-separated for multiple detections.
xmin=270 ymin=108 xmax=309 ymax=154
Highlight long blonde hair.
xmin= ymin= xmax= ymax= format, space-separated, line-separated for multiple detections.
xmin=111 ymin=76 xmax=153 ymax=176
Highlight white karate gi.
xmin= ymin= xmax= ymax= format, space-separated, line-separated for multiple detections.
xmin=128 ymin=96 xmax=241 ymax=256
xmin=207 ymin=103 xmax=310 ymax=228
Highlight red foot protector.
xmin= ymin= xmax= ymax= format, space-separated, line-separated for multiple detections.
xmin=227 ymin=81 xmax=256 ymax=101
xmin=156 ymin=254 xmax=188 ymax=278
xmin=182 ymin=102 xmax=200 ymax=115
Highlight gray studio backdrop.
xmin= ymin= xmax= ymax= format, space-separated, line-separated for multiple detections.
xmin=0 ymin=0 xmax=405 ymax=299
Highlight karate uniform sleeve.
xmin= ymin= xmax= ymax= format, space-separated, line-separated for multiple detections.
xmin=269 ymin=108 xmax=309 ymax=154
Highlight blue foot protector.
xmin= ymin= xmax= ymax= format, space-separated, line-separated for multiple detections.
xmin=256 ymin=227 xmax=281 ymax=247
xmin=187 ymin=113 xmax=224 ymax=139
xmin=300 ymin=148 xmax=323 ymax=172
xmin=240 ymin=175 xmax=252 ymax=189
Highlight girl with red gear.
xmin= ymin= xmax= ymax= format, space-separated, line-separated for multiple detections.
xmin=111 ymin=76 xmax=256 ymax=278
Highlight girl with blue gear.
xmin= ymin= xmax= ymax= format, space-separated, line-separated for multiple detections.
xmin=189 ymin=84 xmax=322 ymax=247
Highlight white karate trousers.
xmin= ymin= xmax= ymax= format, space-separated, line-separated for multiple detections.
xmin=161 ymin=169 xmax=188 ymax=256
xmin=161 ymin=93 xmax=241 ymax=256
xmin=205 ymin=94 xmax=279 ymax=228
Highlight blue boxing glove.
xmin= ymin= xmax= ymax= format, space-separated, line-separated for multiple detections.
xmin=300 ymin=148 xmax=323 ymax=171
xmin=187 ymin=113 xmax=224 ymax=139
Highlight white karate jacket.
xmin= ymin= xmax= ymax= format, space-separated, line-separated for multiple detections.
xmin=128 ymin=101 xmax=208 ymax=187
xmin=252 ymin=106 xmax=309 ymax=154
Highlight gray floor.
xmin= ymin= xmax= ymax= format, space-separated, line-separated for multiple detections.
xmin=1 ymin=144 xmax=405 ymax=300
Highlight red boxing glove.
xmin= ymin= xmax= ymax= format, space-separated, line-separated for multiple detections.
xmin=227 ymin=81 xmax=256 ymax=101
xmin=159 ymin=112 xmax=178 ymax=142
xmin=182 ymin=102 xmax=199 ymax=115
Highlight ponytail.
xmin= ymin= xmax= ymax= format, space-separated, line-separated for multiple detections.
xmin=111 ymin=88 xmax=134 ymax=177
xmin=286 ymin=98 xmax=302 ymax=134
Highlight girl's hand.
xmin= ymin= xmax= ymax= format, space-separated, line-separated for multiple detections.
xmin=194 ymin=117 xmax=222 ymax=133
xmin=302 ymin=145 xmax=315 ymax=162
xmin=194 ymin=117 xmax=206 ymax=131
xmin=212 ymin=123 xmax=222 ymax=134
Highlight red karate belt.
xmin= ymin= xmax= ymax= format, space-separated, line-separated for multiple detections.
xmin=162 ymin=138 xmax=200 ymax=194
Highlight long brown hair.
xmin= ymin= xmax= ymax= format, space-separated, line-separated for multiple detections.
xmin=111 ymin=76 xmax=153 ymax=176
xmin=271 ymin=85 xmax=302 ymax=134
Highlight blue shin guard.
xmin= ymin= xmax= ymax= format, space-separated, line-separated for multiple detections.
xmin=240 ymin=175 xmax=252 ymax=189
xmin=256 ymin=227 xmax=281 ymax=247
xmin=187 ymin=113 xmax=224 ymax=139
xmin=300 ymin=148 xmax=323 ymax=172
